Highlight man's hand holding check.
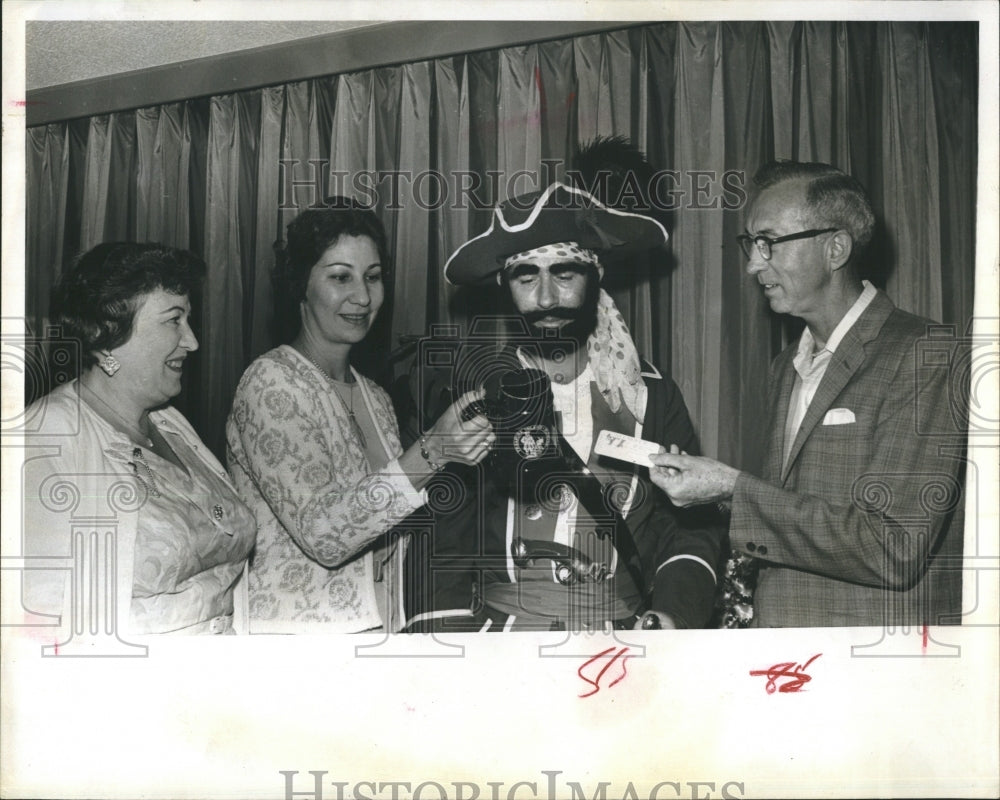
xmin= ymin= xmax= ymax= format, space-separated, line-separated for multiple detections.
xmin=650 ymin=444 xmax=741 ymax=507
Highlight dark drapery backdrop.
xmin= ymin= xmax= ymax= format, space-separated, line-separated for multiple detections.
xmin=25 ymin=21 xmax=978 ymax=466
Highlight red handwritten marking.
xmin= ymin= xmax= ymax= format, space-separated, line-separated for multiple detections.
xmin=922 ymin=625 xmax=929 ymax=653
xmin=607 ymin=651 xmax=630 ymax=688
xmin=749 ymin=653 xmax=821 ymax=694
xmin=578 ymin=646 xmax=631 ymax=698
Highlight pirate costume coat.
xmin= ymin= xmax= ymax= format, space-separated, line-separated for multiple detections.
xmin=403 ymin=183 xmax=726 ymax=631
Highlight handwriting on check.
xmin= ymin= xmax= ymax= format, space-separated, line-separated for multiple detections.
xmin=578 ymin=646 xmax=631 ymax=698
xmin=749 ymin=653 xmax=822 ymax=694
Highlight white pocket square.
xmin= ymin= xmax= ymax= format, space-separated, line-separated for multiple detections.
xmin=823 ymin=408 xmax=856 ymax=425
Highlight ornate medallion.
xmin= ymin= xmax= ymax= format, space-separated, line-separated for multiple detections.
xmin=513 ymin=425 xmax=550 ymax=459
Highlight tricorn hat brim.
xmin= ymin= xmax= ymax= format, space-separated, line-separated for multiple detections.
xmin=444 ymin=182 xmax=668 ymax=286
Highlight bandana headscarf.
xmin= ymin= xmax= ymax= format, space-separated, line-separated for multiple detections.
xmin=504 ymin=242 xmax=647 ymax=423
xmin=503 ymin=241 xmax=601 ymax=270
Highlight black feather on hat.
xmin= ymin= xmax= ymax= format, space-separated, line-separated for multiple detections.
xmin=571 ymin=135 xmax=663 ymax=220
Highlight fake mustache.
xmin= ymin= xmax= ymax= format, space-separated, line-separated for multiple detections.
xmin=522 ymin=308 xmax=581 ymax=324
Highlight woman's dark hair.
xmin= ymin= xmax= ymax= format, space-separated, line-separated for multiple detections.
xmin=52 ymin=242 xmax=206 ymax=369
xmin=271 ymin=196 xmax=392 ymax=344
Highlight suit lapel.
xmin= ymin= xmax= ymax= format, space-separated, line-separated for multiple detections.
xmin=768 ymin=350 xmax=797 ymax=482
xmin=779 ymin=291 xmax=895 ymax=484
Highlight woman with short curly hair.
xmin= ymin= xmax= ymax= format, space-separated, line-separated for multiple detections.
xmin=23 ymin=242 xmax=256 ymax=636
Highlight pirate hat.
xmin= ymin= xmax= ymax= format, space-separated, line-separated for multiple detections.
xmin=443 ymin=181 xmax=668 ymax=286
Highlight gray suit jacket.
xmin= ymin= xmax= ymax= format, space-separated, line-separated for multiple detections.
xmin=730 ymin=290 xmax=966 ymax=627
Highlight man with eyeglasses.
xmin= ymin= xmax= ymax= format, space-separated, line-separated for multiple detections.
xmin=650 ymin=160 xmax=965 ymax=628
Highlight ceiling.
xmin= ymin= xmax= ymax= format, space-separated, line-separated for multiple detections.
xmin=25 ymin=21 xmax=382 ymax=90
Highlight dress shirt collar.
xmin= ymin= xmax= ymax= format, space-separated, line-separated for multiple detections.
xmin=797 ymin=280 xmax=878 ymax=365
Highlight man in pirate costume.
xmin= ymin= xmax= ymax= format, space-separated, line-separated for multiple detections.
xmin=403 ymin=173 xmax=725 ymax=632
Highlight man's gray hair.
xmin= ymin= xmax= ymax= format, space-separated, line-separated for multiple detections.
xmin=753 ymin=160 xmax=876 ymax=251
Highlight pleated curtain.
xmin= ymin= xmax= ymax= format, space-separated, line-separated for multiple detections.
xmin=25 ymin=21 xmax=978 ymax=465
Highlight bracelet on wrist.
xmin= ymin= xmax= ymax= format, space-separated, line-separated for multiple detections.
xmin=419 ymin=434 xmax=445 ymax=472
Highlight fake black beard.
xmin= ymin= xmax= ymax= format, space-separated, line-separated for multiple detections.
xmin=521 ymin=300 xmax=599 ymax=357
xmin=499 ymin=264 xmax=602 ymax=357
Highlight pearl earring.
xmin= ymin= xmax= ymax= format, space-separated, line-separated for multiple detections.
xmin=98 ymin=352 xmax=121 ymax=377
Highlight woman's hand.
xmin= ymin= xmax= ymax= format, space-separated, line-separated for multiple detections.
xmin=422 ymin=389 xmax=495 ymax=467
xmin=398 ymin=389 xmax=494 ymax=490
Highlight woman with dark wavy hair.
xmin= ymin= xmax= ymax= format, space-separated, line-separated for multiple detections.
xmin=226 ymin=197 xmax=493 ymax=633
xmin=22 ymin=242 xmax=256 ymax=636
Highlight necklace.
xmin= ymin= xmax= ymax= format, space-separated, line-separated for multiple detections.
xmin=303 ymin=354 xmax=368 ymax=449
xmin=79 ymin=380 xmax=154 ymax=447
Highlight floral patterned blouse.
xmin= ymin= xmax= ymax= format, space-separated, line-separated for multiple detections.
xmin=226 ymin=345 xmax=426 ymax=633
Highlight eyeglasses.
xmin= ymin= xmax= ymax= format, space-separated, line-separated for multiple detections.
xmin=736 ymin=228 xmax=838 ymax=261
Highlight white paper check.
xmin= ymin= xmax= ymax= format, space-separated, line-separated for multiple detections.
xmin=593 ymin=429 xmax=664 ymax=468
